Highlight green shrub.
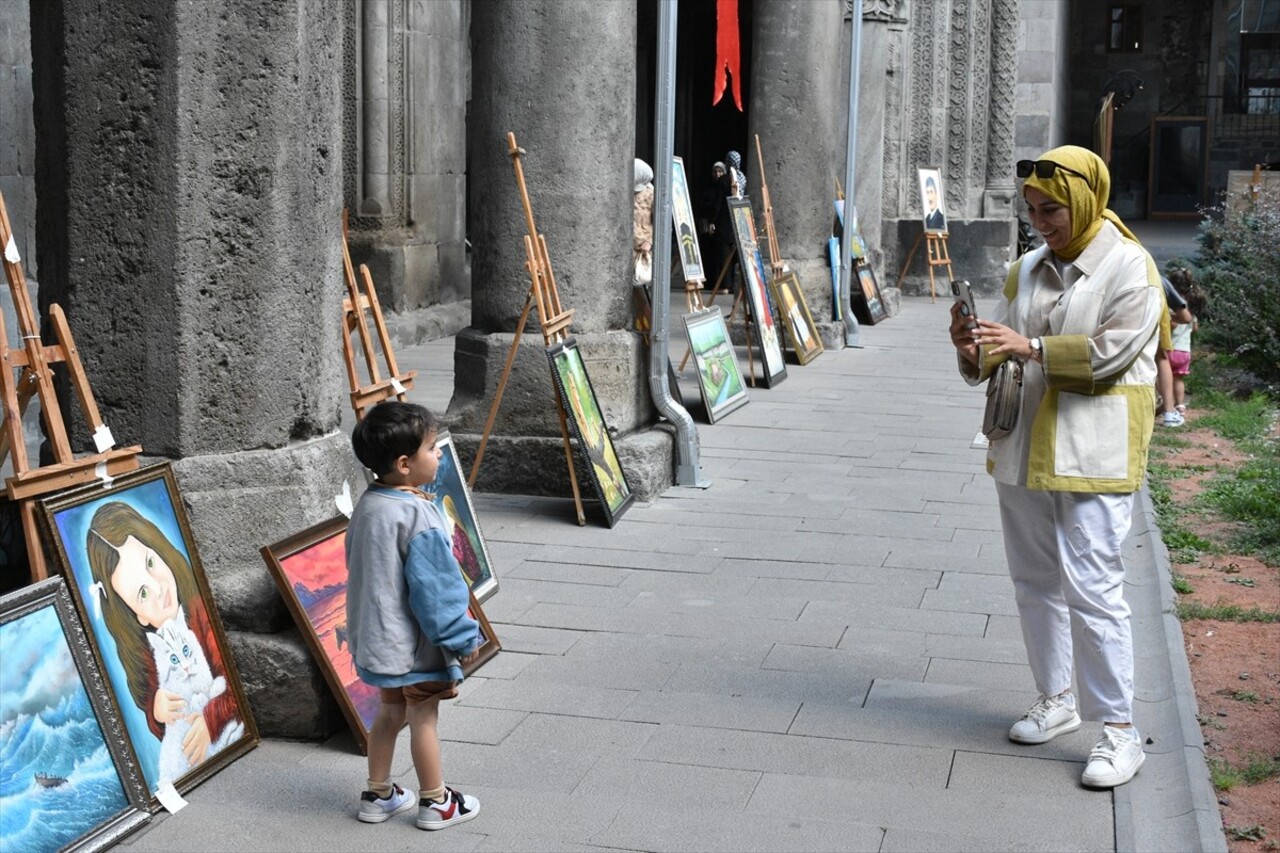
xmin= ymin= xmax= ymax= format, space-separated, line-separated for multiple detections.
xmin=1190 ymin=187 xmax=1280 ymax=389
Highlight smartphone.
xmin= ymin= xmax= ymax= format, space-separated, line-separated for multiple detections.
xmin=951 ymin=279 xmax=977 ymax=325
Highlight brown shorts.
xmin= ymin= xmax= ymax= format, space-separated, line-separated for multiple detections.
xmin=378 ymin=680 xmax=459 ymax=706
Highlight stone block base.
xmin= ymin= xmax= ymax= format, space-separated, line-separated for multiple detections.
xmin=450 ymin=426 xmax=673 ymax=509
xmin=885 ymin=218 xmax=1016 ymax=297
xmin=229 ymin=627 xmax=343 ymax=740
xmin=172 ymin=433 xmax=364 ymax=635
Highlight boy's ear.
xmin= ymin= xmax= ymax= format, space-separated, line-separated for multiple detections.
xmin=393 ymin=454 xmax=411 ymax=476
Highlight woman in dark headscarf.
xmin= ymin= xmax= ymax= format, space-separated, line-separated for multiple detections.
xmin=948 ymin=145 xmax=1163 ymax=790
xmin=725 ymin=150 xmax=746 ymax=198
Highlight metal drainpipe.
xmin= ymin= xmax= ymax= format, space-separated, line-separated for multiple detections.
xmin=841 ymin=5 xmax=864 ymax=348
xmin=649 ymin=0 xmax=707 ymax=488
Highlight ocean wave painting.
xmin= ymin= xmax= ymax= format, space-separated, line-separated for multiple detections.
xmin=0 ymin=604 xmax=130 ymax=853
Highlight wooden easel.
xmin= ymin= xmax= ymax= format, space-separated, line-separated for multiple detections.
xmin=0 ymin=191 xmax=141 ymax=583
xmin=754 ymin=134 xmax=785 ymax=281
xmin=339 ymin=210 xmax=416 ymax=420
xmin=467 ymin=132 xmax=586 ymax=525
xmin=894 ymin=229 xmax=953 ymax=303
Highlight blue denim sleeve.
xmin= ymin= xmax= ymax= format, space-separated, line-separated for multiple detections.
xmin=404 ymin=528 xmax=480 ymax=657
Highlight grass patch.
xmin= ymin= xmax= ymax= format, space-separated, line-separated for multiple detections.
xmin=1177 ymin=600 xmax=1280 ymax=623
xmin=1232 ymin=691 xmax=1259 ymax=703
xmin=1189 ymin=391 xmax=1276 ymax=442
xmin=1172 ymin=572 xmax=1195 ymax=594
xmin=1211 ymin=758 xmax=1244 ymax=791
xmin=1227 ymin=825 xmax=1267 ymax=842
xmin=1201 ymin=452 xmax=1280 ymax=565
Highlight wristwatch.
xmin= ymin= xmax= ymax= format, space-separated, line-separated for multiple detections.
xmin=1028 ymin=337 xmax=1043 ymax=363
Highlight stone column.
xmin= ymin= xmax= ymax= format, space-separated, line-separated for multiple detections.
xmin=983 ymin=0 xmax=1019 ymax=217
xmin=748 ymin=0 xmax=847 ymax=348
xmin=851 ymin=0 xmax=908 ymax=287
xmin=453 ymin=0 xmax=671 ymax=501
xmin=31 ymin=0 xmax=355 ymax=737
xmin=344 ymin=0 xmax=470 ymax=327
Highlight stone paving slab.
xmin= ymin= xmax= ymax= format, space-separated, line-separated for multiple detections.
xmin=118 ymin=293 xmax=1223 ymax=852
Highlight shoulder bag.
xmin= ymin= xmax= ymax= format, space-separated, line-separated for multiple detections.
xmin=982 ymin=358 xmax=1023 ymax=441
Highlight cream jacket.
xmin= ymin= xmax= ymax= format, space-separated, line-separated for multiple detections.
xmin=960 ymin=221 xmax=1162 ymax=493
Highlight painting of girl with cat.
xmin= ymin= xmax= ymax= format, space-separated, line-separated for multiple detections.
xmin=41 ymin=464 xmax=257 ymax=801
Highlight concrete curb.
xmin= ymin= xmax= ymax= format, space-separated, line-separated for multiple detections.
xmin=1115 ymin=487 xmax=1228 ymax=853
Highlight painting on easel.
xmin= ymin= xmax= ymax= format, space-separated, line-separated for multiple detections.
xmin=918 ymin=167 xmax=948 ymax=234
xmin=547 ymin=340 xmax=634 ymax=527
xmin=682 ymin=308 xmax=748 ymax=424
xmin=727 ymin=198 xmax=787 ymax=388
xmin=671 ymin=157 xmax=705 ymax=283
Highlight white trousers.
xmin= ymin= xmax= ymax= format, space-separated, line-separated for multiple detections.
xmin=996 ymin=482 xmax=1135 ymax=722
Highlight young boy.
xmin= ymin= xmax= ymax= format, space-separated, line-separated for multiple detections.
xmin=346 ymin=401 xmax=481 ymax=831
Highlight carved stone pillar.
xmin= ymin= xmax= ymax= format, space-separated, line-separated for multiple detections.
xmin=880 ymin=0 xmax=1015 ymax=296
xmin=450 ymin=0 xmax=672 ymax=502
xmin=344 ymin=0 xmax=470 ymax=322
xmin=748 ymin=0 xmax=847 ymax=348
xmin=983 ymin=0 xmax=1019 ymax=217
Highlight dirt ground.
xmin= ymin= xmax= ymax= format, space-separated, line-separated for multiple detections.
xmin=1156 ymin=421 xmax=1280 ymax=851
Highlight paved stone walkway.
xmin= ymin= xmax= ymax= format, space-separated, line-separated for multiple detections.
xmin=120 ymin=283 xmax=1222 ymax=852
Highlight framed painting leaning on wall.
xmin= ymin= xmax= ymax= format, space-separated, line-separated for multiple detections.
xmin=38 ymin=463 xmax=259 ymax=807
xmin=0 ymin=577 xmax=151 ymax=852
xmin=261 ymin=515 xmax=501 ymax=756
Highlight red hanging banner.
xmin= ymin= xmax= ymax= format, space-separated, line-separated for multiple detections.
xmin=713 ymin=0 xmax=743 ymax=111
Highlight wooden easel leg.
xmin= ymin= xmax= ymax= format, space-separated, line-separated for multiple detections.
xmin=895 ymin=232 xmax=924 ymax=290
xmin=20 ymin=500 xmax=46 ymax=582
xmin=706 ymin=252 xmax=734 ymax=304
xmin=553 ymin=395 xmax=587 ymax=526
xmin=468 ymin=289 xmax=536 ymax=489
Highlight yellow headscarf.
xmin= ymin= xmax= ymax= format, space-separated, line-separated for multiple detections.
xmin=1022 ymin=145 xmax=1139 ymax=261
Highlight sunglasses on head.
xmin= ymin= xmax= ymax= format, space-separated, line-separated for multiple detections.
xmin=1016 ymin=159 xmax=1089 ymax=181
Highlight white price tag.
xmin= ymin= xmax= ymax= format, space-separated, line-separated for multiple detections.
xmin=335 ymin=480 xmax=354 ymax=518
xmin=92 ymin=424 xmax=116 ymax=453
xmin=390 ymin=378 xmax=407 ymax=395
xmin=155 ymin=782 xmax=188 ymax=813
xmin=3 ymin=235 xmax=18 ymax=264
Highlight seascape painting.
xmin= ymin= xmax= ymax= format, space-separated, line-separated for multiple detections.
xmin=0 ymin=579 xmax=149 ymax=852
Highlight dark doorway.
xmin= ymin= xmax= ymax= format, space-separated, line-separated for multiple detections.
xmin=636 ymin=0 xmax=753 ymax=180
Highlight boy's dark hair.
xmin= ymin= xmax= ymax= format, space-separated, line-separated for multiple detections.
xmin=351 ymin=401 xmax=438 ymax=476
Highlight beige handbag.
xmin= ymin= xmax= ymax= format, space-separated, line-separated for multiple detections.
xmin=982 ymin=359 xmax=1023 ymax=440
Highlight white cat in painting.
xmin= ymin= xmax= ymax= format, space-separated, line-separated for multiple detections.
xmin=146 ymin=605 xmax=244 ymax=785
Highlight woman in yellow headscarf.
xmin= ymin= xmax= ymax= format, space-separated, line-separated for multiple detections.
xmin=948 ymin=145 xmax=1163 ymax=791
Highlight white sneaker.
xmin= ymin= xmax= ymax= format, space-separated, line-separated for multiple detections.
xmin=1081 ymin=726 xmax=1145 ymax=788
xmin=1160 ymin=410 xmax=1185 ymax=427
xmin=416 ymin=786 xmax=480 ymax=831
xmin=357 ymin=783 xmax=415 ymax=823
xmin=1009 ymin=694 xmax=1082 ymax=744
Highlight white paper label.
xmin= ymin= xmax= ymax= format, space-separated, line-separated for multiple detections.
xmin=94 ymin=461 xmax=115 ymax=488
xmin=390 ymin=377 xmax=407 ymax=395
xmin=334 ymin=480 xmax=353 ymax=518
xmin=155 ymin=782 xmax=188 ymax=813
xmin=92 ymin=424 xmax=115 ymax=453
xmin=971 ymin=430 xmax=990 ymax=450
xmin=3 ymin=235 xmax=18 ymax=264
